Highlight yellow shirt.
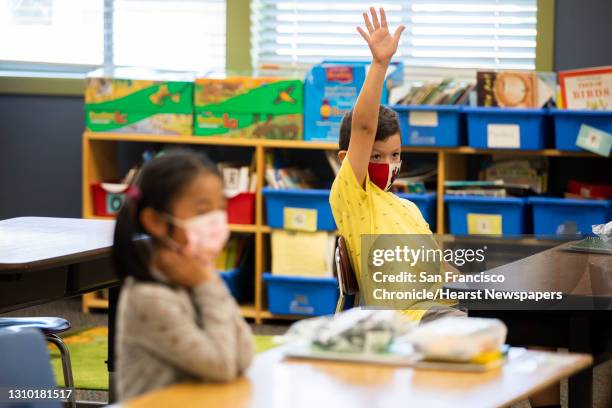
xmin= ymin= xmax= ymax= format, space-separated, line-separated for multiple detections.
xmin=329 ymin=159 xmax=440 ymax=321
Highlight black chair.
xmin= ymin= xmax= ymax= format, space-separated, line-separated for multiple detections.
xmin=333 ymin=236 xmax=360 ymax=313
xmin=0 ymin=317 xmax=75 ymax=408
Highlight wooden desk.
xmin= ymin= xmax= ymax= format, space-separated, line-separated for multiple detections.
xmin=446 ymin=243 xmax=612 ymax=407
xmin=0 ymin=217 xmax=116 ymax=311
xmin=0 ymin=217 xmax=119 ymax=399
xmin=117 ymin=346 xmax=591 ymax=408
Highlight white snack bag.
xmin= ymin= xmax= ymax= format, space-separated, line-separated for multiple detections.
xmin=592 ymin=221 xmax=612 ymax=242
xmin=407 ymin=317 xmax=507 ymax=362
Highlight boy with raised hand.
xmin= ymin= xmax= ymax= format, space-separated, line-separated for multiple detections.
xmin=329 ymin=7 xmax=461 ymax=322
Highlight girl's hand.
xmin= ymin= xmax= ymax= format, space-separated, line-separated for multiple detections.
xmin=357 ymin=7 xmax=405 ymax=65
xmin=155 ymin=247 xmax=219 ymax=288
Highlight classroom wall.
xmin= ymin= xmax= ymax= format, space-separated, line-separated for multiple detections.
xmin=1 ymin=1 xmax=611 ymax=220
xmin=553 ymin=0 xmax=612 ymax=71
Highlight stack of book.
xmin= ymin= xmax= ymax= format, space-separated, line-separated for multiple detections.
xmin=265 ymin=152 xmax=317 ymax=189
xmin=476 ymin=70 xmax=557 ymax=108
xmin=395 ymin=78 xmax=474 ymax=106
xmin=219 ymin=161 xmax=257 ymax=197
xmin=215 ymin=236 xmax=251 ymax=272
xmin=446 ymin=157 xmax=548 ymax=197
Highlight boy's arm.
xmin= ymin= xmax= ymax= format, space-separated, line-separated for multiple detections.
xmin=347 ymin=7 xmax=405 ymax=185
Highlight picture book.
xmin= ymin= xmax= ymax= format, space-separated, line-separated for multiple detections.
xmin=559 ymin=66 xmax=612 ymax=110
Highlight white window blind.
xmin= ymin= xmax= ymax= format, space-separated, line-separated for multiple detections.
xmin=251 ymin=0 xmax=537 ymax=71
xmin=0 ymin=0 xmax=225 ymax=72
xmin=0 ymin=0 xmax=104 ymax=66
xmin=112 ymin=0 xmax=226 ymax=71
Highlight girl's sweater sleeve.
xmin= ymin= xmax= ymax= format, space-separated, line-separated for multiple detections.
xmin=128 ymin=280 xmax=254 ymax=382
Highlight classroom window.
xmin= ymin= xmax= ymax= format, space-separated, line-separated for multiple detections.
xmin=0 ymin=0 xmax=226 ymax=72
xmin=0 ymin=0 xmax=104 ymax=66
xmin=112 ymin=0 xmax=225 ymax=71
xmin=251 ymin=0 xmax=537 ymax=70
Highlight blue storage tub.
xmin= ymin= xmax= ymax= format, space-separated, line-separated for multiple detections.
xmin=263 ymin=187 xmax=336 ymax=231
xmin=264 ymin=273 xmax=339 ymax=316
xmin=528 ymin=196 xmax=612 ymax=236
xmin=550 ymin=109 xmax=612 ymax=151
xmin=464 ymin=107 xmax=549 ymax=150
xmin=396 ymin=192 xmax=437 ymax=229
xmin=445 ymin=195 xmax=528 ymax=235
xmin=393 ymin=105 xmax=464 ymax=146
xmin=220 ymin=267 xmax=248 ymax=302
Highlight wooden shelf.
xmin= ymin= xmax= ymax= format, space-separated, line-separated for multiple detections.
xmin=82 ymin=131 xmax=609 ymax=322
xmin=83 ymin=132 xmax=607 ymax=157
xmin=239 ymin=304 xmax=258 ymax=318
xmin=84 ymin=214 xmax=258 ymax=234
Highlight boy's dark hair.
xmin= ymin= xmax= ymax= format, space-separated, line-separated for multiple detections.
xmin=112 ymin=148 xmax=220 ymax=283
xmin=338 ymin=105 xmax=400 ymax=151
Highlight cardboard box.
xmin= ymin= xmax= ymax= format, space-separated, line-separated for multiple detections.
xmin=85 ymin=68 xmax=194 ymax=135
xmin=476 ymin=70 xmax=556 ymax=108
xmin=193 ymin=76 xmax=303 ymax=139
xmin=85 ymin=68 xmax=194 ymax=112
xmin=86 ymin=111 xmax=192 ymax=135
xmin=304 ymin=61 xmax=404 ymax=142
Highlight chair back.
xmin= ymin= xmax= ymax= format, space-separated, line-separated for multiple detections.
xmin=333 ymin=236 xmax=359 ymax=296
xmin=0 ymin=327 xmax=62 ymax=408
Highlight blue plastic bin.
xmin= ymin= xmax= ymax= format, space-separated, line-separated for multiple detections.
xmin=528 ymin=196 xmax=612 ymax=236
xmin=464 ymin=107 xmax=549 ymax=150
xmin=220 ymin=267 xmax=249 ymax=302
xmin=445 ymin=195 xmax=528 ymax=235
xmin=393 ymin=105 xmax=464 ymax=146
xmin=550 ymin=109 xmax=612 ymax=151
xmin=396 ymin=192 xmax=437 ymax=230
xmin=263 ymin=187 xmax=336 ymax=231
xmin=264 ymin=273 xmax=339 ymax=316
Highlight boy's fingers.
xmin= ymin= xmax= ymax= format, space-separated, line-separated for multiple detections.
xmin=363 ymin=12 xmax=374 ymax=34
xmin=393 ymin=25 xmax=406 ymax=44
xmin=357 ymin=26 xmax=370 ymax=43
xmin=370 ymin=6 xmax=380 ymax=29
xmin=380 ymin=7 xmax=387 ymax=28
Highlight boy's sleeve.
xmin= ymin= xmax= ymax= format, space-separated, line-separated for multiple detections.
xmin=329 ymin=159 xmax=370 ymax=227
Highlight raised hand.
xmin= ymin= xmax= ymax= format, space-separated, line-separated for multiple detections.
xmin=357 ymin=7 xmax=405 ymax=64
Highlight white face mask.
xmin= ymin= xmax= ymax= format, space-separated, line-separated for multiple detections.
xmin=165 ymin=210 xmax=230 ymax=263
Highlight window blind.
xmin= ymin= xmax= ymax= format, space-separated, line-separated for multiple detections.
xmin=112 ymin=0 xmax=226 ymax=71
xmin=0 ymin=0 xmax=226 ymax=72
xmin=251 ymin=0 xmax=537 ymax=71
xmin=0 ymin=0 xmax=104 ymax=66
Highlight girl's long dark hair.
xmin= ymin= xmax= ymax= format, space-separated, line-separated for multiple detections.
xmin=112 ymin=148 xmax=220 ymax=282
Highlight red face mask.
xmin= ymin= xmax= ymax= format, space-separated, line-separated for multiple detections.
xmin=368 ymin=161 xmax=402 ymax=191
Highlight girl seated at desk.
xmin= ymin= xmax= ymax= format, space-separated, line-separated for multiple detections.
xmin=113 ymin=149 xmax=254 ymax=400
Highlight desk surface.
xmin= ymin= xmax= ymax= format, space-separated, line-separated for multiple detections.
xmin=449 ymin=243 xmax=612 ymax=299
xmin=120 ymin=346 xmax=591 ymax=408
xmin=0 ymin=217 xmax=114 ymax=271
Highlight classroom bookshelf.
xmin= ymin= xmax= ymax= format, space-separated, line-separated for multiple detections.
xmin=81 ymin=131 xmax=605 ymax=322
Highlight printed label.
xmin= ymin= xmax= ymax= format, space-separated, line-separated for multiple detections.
xmin=467 ymin=213 xmax=502 ymax=235
xmin=487 ymin=124 xmax=520 ymax=148
xmin=284 ymin=207 xmax=318 ymax=232
xmin=409 ymin=111 xmax=438 ymax=127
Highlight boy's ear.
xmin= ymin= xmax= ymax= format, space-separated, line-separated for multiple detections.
xmin=337 ymin=150 xmax=347 ymax=162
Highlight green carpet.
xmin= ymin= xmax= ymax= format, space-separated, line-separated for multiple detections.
xmin=50 ymin=327 xmax=279 ymax=390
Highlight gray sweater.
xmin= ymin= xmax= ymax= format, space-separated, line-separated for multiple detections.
xmin=116 ymin=275 xmax=255 ymax=401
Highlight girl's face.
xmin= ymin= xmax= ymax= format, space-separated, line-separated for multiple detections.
xmin=167 ymin=172 xmax=226 ymax=246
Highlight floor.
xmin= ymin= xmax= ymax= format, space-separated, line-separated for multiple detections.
xmin=2 ymin=297 xmax=611 ymax=407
